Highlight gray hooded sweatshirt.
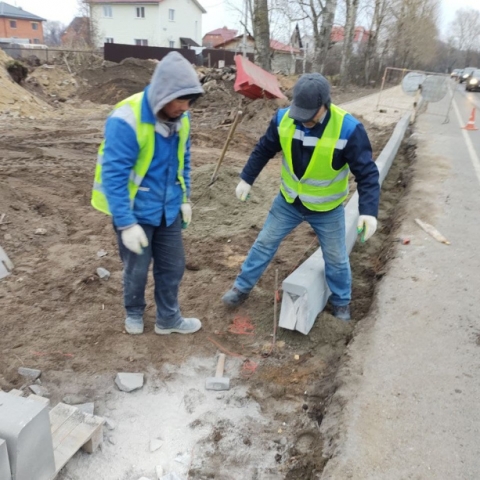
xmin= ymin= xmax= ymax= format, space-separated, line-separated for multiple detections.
xmin=147 ymin=51 xmax=204 ymax=116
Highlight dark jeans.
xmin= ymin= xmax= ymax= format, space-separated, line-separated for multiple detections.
xmin=115 ymin=215 xmax=185 ymax=328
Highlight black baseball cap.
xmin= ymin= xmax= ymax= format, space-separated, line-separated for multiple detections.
xmin=289 ymin=73 xmax=331 ymax=123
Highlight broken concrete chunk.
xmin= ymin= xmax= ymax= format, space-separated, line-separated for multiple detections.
xmin=96 ymin=267 xmax=110 ymax=280
xmin=160 ymin=473 xmax=183 ymax=480
xmin=115 ymin=372 xmax=144 ymax=392
xmin=62 ymin=394 xmax=89 ymax=405
xmin=97 ymin=249 xmax=108 ymax=257
xmin=34 ymin=228 xmax=47 ymax=235
xmin=155 ymin=465 xmax=164 ymax=479
xmin=174 ymin=453 xmax=189 ymax=465
xmin=28 ymin=385 xmax=50 ymax=397
xmin=104 ymin=417 xmax=116 ymax=430
xmin=75 ymin=402 xmax=95 ymax=415
xmin=150 ymin=438 xmax=163 ymax=452
xmin=18 ymin=367 xmax=41 ymax=380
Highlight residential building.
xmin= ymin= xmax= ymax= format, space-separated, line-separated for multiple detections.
xmin=202 ymin=26 xmax=237 ymax=48
xmin=211 ymin=33 xmax=302 ymax=74
xmin=0 ymin=1 xmax=45 ymax=44
xmin=88 ymin=0 xmax=206 ymax=49
xmin=61 ymin=17 xmax=91 ymax=47
xmin=302 ymin=26 xmax=370 ymax=58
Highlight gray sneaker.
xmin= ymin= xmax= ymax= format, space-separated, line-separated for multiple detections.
xmin=125 ymin=316 xmax=144 ymax=334
xmin=154 ymin=317 xmax=202 ymax=335
xmin=332 ymin=305 xmax=351 ymax=321
xmin=222 ymin=287 xmax=249 ymax=307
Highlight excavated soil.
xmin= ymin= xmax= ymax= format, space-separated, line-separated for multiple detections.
xmin=0 ymin=52 xmax=407 ymax=479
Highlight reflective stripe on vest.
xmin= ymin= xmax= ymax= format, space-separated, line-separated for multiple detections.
xmin=91 ymin=92 xmax=190 ymax=216
xmin=278 ymin=105 xmax=349 ymax=212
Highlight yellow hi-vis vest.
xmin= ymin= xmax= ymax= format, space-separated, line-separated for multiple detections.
xmin=278 ymin=104 xmax=349 ymax=212
xmin=91 ymin=92 xmax=190 ymax=215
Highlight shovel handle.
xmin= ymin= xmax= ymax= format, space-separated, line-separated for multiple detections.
xmin=210 ymin=110 xmax=243 ymax=185
xmin=215 ymin=353 xmax=226 ymax=377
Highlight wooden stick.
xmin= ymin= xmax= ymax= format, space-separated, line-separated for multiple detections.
xmin=209 ymin=110 xmax=243 ymax=186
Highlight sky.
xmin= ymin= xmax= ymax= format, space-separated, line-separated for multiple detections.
xmin=9 ymin=0 xmax=480 ymax=37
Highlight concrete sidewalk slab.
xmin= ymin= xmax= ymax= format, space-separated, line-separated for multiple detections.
xmin=319 ymin=92 xmax=480 ymax=479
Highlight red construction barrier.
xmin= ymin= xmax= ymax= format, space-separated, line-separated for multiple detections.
xmin=234 ymin=55 xmax=287 ymax=100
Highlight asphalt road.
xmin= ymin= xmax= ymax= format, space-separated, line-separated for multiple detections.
xmin=319 ymin=85 xmax=480 ymax=480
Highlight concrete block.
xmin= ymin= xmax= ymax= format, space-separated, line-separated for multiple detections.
xmin=279 ymin=113 xmax=411 ymax=334
xmin=17 ymin=367 xmax=41 ymax=380
xmin=0 ymin=439 xmax=11 ymax=480
xmin=115 ymin=373 xmax=144 ymax=392
xmin=28 ymin=385 xmax=50 ymax=397
xmin=0 ymin=391 xmax=55 ymax=480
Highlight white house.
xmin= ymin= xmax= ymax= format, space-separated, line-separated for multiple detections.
xmin=89 ymin=0 xmax=206 ymax=49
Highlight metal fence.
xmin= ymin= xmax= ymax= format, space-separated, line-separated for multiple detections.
xmin=377 ymin=67 xmax=455 ymax=123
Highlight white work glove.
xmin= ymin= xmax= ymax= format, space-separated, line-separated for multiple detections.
xmin=121 ymin=224 xmax=149 ymax=254
xmin=181 ymin=202 xmax=192 ymax=228
xmin=236 ymin=179 xmax=251 ymax=201
xmin=357 ymin=215 xmax=377 ymax=243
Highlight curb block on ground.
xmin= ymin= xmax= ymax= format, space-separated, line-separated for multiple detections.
xmin=279 ymin=113 xmax=412 ymax=334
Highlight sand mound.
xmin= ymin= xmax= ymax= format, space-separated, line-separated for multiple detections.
xmin=0 ymin=50 xmax=51 ymax=117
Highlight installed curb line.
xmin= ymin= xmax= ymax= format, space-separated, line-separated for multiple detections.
xmin=279 ymin=113 xmax=412 ymax=334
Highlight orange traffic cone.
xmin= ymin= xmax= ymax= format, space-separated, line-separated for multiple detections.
xmin=462 ymin=108 xmax=478 ymax=131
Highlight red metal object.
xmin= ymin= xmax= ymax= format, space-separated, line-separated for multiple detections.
xmin=234 ymin=55 xmax=287 ymax=100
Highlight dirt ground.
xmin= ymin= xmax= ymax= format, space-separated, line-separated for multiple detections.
xmin=0 ymin=53 xmax=408 ymax=479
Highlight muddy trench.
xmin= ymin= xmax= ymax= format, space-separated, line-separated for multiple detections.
xmin=276 ymin=140 xmax=417 ymax=480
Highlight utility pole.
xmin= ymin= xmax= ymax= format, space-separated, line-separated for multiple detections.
xmin=242 ymin=0 xmax=248 ymax=57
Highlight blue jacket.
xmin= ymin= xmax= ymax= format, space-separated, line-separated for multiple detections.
xmin=241 ymin=107 xmax=380 ymax=217
xmin=101 ymin=86 xmax=191 ymax=229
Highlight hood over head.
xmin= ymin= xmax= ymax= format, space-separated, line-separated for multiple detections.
xmin=147 ymin=52 xmax=204 ymax=115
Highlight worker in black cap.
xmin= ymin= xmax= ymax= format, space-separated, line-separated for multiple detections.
xmin=222 ymin=73 xmax=379 ymax=321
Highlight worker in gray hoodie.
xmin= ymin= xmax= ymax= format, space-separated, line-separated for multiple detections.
xmin=92 ymin=52 xmax=204 ymax=335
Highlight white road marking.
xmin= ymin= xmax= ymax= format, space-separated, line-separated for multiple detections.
xmin=452 ymin=99 xmax=480 ymax=186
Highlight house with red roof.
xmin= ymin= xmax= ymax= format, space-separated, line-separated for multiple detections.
xmin=206 ymin=31 xmax=302 ymax=74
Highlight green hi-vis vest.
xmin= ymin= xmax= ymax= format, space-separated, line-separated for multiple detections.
xmin=91 ymin=92 xmax=190 ymax=215
xmin=278 ymin=104 xmax=349 ymax=212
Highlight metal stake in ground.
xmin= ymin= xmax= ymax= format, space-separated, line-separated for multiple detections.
xmin=273 ymin=268 xmax=279 ymax=349
xmin=208 ymin=110 xmax=243 ymax=187
xmin=205 ymin=353 xmax=230 ymax=391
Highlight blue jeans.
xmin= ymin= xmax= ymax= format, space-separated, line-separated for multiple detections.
xmin=115 ymin=215 xmax=185 ymax=328
xmin=234 ymin=194 xmax=351 ymax=306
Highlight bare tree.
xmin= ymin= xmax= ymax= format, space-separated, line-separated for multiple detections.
xmin=44 ymin=21 xmax=66 ymax=47
xmin=363 ymin=0 xmax=388 ymax=84
xmin=451 ymin=7 xmax=480 ymax=66
xmin=253 ymin=0 xmax=272 ymax=70
xmin=389 ymin=0 xmax=440 ymax=70
xmin=339 ymin=0 xmax=359 ymax=86
xmin=77 ymin=0 xmax=99 ymax=48
xmin=293 ymin=0 xmax=338 ymax=73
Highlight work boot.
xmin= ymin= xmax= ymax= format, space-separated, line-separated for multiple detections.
xmin=332 ymin=304 xmax=351 ymax=321
xmin=222 ymin=287 xmax=249 ymax=307
xmin=154 ymin=317 xmax=202 ymax=335
xmin=125 ymin=316 xmax=144 ymax=335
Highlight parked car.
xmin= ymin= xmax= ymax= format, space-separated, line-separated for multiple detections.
xmin=451 ymin=68 xmax=464 ymax=80
xmin=466 ymin=70 xmax=480 ymax=91
xmin=460 ymin=67 xmax=477 ymax=83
